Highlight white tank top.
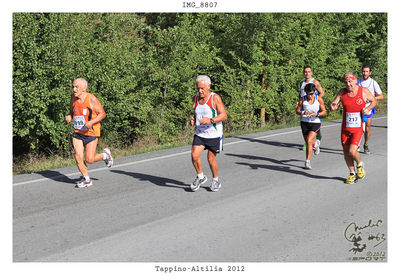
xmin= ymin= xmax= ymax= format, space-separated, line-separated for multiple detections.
xmin=299 ymin=78 xmax=315 ymax=98
xmin=194 ymin=93 xmax=223 ymax=138
xmin=357 ymin=77 xmax=382 ymax=108
xmin=301 ymin=97 xmax=321 ymax=123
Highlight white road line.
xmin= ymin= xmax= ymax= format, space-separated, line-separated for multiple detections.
xmin=13 ymin=116 xmax=386 ymax=186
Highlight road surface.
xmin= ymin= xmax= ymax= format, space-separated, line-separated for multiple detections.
xmin=13 ymin=116 xmax=387 ymax=262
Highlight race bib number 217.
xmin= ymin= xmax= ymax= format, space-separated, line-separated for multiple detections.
xmin=346 ymin=112 xmax=361 ymax=128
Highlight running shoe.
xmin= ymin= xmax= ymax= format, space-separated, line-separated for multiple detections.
xmin=190 ymin=175 xmax=207 ymax=191
xmin=356 ymin=162 xmax=366 ymax=180
xmin=313 ymin=139 xmax=321 ymax=155
xmin=302 ymin=143 xmax=306 ymax=151
xmin=305 ymin=160 xmax=312 ymax=170
xmin=346 ymin=173 xmax=357 ymax=184
xmin=75 ymin=179 xmax=93 ymax=188
xmin=363 ymin=144 xmax=370 ymax=154
xmin=210 ymin=179 xmax=221 ymax=192
xmin=103 ymin=148 xmax=113 ymax=168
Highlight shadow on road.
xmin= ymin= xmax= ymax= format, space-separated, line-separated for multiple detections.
xmin=111 ymin=170 xmax=192 ymax=191
xmin=370 ymin=124 xmax=387 ymax=129
xmin=234 ymin=136 xmax=344 ymax=155
xmin=225 ymin=153 xmax=345 ymax=182
xmin=35 ymin=170 xmax=92 ymax=184
xmin=236 ymin=136 xmax=302 ymax=149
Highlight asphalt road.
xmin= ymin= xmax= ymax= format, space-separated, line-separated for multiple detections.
xmin=13 ymin=115 xmax=387 ymax=262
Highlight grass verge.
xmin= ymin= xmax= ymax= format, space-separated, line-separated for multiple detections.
xmin=13 ymin=105 xmax=385 ymax=175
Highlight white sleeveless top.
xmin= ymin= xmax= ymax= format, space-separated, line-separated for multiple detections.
xmin=299 ymin=78 xmax=315 ymax=98
xmin=357 ymin=77 xmax=382 ymax=108
xmin=194 ymin=93 xmax=223 ymax=138
xmin=301 ymin=97 xmax=321 ymax=123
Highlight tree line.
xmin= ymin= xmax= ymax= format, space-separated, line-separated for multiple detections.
xmin=12 ymin=13 xmax=387 ymax=157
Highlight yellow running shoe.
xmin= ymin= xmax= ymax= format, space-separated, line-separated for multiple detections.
xmin=356 ymin=162 xmax=366 ymax=180
xmin=346 ymin=172 xmax=357 ymax=184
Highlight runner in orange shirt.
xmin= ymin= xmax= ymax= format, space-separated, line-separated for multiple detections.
xmin=65 ymin=78 xmax=113 ymax=188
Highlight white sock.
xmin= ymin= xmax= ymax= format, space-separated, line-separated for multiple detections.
xmin=197 ymin=173 xmax=204 ymax=179
xmin=84 ymin=176 xmax=90 ymax=181
xmin=103 ymin=153 xmax=107 ymax=160
xmin=213 ymin=177 xmax=219 ymax=182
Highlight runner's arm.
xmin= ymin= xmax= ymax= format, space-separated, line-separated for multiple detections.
xmin=85 ymin=94 xmax=106 ymax=128
xmin=190 ymin=95 xmax=196 ymax=126
xmin=315 ymin=97 xmax=327 ymax=117
xmin=314 ymin=79 xmax=325 ymax=98
xmin=374 ymin=81 xmax=384 ymax=101
xmin=362 ymin=87 xmax=377 ymax=114
xmin=65 ymin=95 xmax=74 ymax=123
xmin=375 ymin=93 xmax=384 ymax=101
xmin=330 ymin=89 xmax=343 ymax=111
xmin=295 ymin=99 xmax=304 ymax=115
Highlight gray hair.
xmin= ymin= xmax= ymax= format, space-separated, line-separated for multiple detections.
xmin=343 ymin=72 xmax=357 ymax=79
xmin=196 ymin=75 xmax=211 ymax=85
xmin=74 ymin=78 xmax=88 ymax=89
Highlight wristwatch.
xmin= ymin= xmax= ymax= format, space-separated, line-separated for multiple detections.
xmin=210 ymin=118 xmax=215 ymax=124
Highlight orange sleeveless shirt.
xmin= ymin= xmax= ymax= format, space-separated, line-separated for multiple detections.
xmin=72 ymin=93 xmax=101 ymax=137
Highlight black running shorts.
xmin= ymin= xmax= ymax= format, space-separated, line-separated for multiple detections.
xmin=73 ymin=132 xmax=99 ymax=145
xmin=300 ymin=121 xmax=321 ymax=136
xmin=192 ymin=135 xmax=223 ymax=153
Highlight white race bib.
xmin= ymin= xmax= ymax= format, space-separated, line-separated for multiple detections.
xmin=195 ymin=114 xmax=203 ymax=126
xmin=346 ymin=112 xmax=361 ymax=128
xmin=73 ymin=116 xmax=88 ymax=130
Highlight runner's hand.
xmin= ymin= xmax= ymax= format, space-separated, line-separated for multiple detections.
xmin=65 ymin=115 xmax=71 ymax=123
xmin=362 ymin=108 xmax=371 ymax=115
xmin=200 ymin=117 xmax=211 ymax=125
xmin=330 ymin=102 xmax=339 ymax=110
xmin=84 ymin=121 xmax=94 ymax=129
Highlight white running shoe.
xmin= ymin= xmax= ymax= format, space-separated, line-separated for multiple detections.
xmin=103 ymin=148 xmax=113 ymax=168
xmin=75 ymin=179 xmax=93 ymax=188
xmin=314 ymin=139 xmax=320 ymax=155
xmin=305 ymin=160 xmax=312 ymax=170
xmin=210 ymin=179 xmax=221 ymax=192
xmin=190 ymin=175 xmax=207 ymax=191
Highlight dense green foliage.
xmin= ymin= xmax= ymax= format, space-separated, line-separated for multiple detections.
xmin=13 ymin=13 xmax=387 ymax=156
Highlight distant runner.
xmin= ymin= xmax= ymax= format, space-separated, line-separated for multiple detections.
xmin=65 ymin=78 xmax=113 ymax=188
xmin=299 ymin=66 xmax=325 ymax=150
xmin=296 ymin=83 xmax=327 ymax=170
xmin=357 ymin=64 xmax=384 ymax=154
xmin=190 ymin=75 xmax=227 ymax=192
xmin=330 ymin=72 xmax=377 ymax=184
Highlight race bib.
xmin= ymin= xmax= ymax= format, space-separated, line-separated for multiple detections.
xmin=346 ymin=112 xmax=361 ymax=128
xmin=73 ymin=116 xmax=88 ymax=131
xmin=195 ymin=114 xmax=203 ymax=126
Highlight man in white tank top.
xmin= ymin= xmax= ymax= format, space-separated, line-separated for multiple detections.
xmin=357 ymin=65 xmax=384 ymax=154
xmin=189 ymin=75 xmax=228 ymax=192
xmin=300 ymin=66 xmax=325 ymax=99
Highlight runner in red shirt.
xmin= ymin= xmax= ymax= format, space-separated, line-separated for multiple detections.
xmin=330 ymin=72 xmax=377 ymax=184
